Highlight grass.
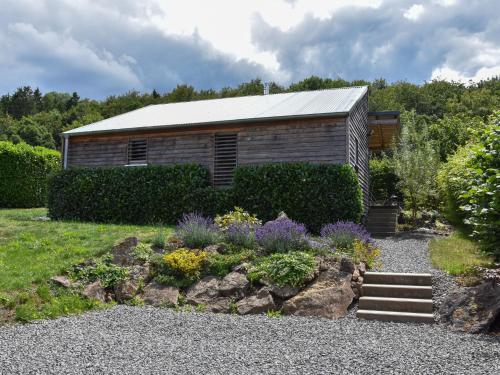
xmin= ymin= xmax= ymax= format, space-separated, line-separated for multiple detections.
xmin=0 ymin=208 xmax=173 ymax=323
xmin=429 ymin=231 xmax=494 ymax=276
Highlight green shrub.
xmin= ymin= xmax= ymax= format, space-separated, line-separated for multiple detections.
xmin=133 ymin=243 xmax=154 ymax=263
xmin=0 ymin=141 xmax=60 ymax=207
xmin=369 ymin=157 xmax=400 ymax=202
xmin=205 ymin=249 xmax=255 ymax=277
xmin=73 ymin=257 xmax=129 ymax=288
xmin=248 ymin=252 xmax=316 ymax=287
xmin=233 ymin=163 xmax=363 ymax=232
xmin=152 ymin=227 xmax=167 ymax=249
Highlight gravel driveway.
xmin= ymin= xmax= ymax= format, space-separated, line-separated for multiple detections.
xmin=1 ymin=233 xmax=499 ymax=375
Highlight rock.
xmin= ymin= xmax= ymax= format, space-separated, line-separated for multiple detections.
xmin=283 ymin=269 xmax=355 ymax=319
xmin=237 ymin=288 xmax=275 ymax=315
xmin=340 ymin=257 xmax=355 ymax=274
xmin=142 ymin=282 xmax=179 ymax=307
xmin=232 ymin=263 xmax=250 ymax=273
xmin=316 ymin=255 xmax=338 ymax=272
xmin=129 ymin=264 xmax=150 ymax=281
xmin=115 ymin=279 xmax=140 ymax=302
xmin=352 ymin=269 xmax=360 ymax=281
xmin=186 ymin=276 xmax=221 ymax=305
xmin=358 ymin=262 xmax=367 ymax=276
xmin=83 ymin=281 xmax=106 ymax=303
xmin=112 ymin=237 xmax=139 ymax=266
xmin=50 ymin=276 xmax=73 ymax=288
xmin=276 ymin=211 xmax=289 ymax=220
xmin=439 ymin=281 xmax=500 ymax=333
xmin=204 ymin=297 xmax=232 ymax=314
xmin=219 ymin=272 xmax=249 ymax=298
xmin=204 ymin=244 xmax=226 ymax=254
xmin=351 ymin=280 xmax=362 ymax=299
xmin=269 ymin=284 xmax=300 ymax=299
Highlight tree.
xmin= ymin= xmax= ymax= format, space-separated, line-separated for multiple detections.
xmin=393 ymin=111 xmax=440 ymax=221
xmin=15 ymin=117 xmax=55 ymax=149
xmin=66 ymin=92 xmax=80 ymax=110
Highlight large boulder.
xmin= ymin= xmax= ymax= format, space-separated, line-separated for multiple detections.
xmin=237 ymin=288 xmax=275 ymax=315
xmin=112 ymin=237 xmax=139 ymax=266
xmin=203 ymin=297 xmax=232 ymax=314
xmin=82 ymin=281 xmax=106 ymax=303
xmin=115 ymin=279 xmax=140 ymax=302
xmin=283 ymin=269 xmax=354 ymax=319
xmin=218 ymin=272 xmax=249 ymax=298
xmin=439 ymin=281 xmax=500 ymax=333
xmin=142 ymin=282 xmax=179 ymax=307
xmin=186 ymin=276 xmax=221 ymax=305
xmin=268 ymin=284 xmax=300 ymax=299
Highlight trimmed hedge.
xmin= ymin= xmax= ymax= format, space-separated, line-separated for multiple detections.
xmin=48 ymin=162 xmax=363 ymax=231
xmin=0 ymin=141 xmax=60 ymax=208
xmin=369 ymin=157 xmax=400 ymax=202
xmin=48 ymin=164 xmax=210 ymax=224
xmin=233 ymin=163 xmax=363 ymax=232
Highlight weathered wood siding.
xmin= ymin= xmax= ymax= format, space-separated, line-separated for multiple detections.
xmin=66 ymin=116 xmax=348 ymax=177
xmin=347 ymin=93 xmax=370 ymax=212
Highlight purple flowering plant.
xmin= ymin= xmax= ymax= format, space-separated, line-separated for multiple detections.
xmin=176 ymin=213 xmax=221 ymax=249
xmin=224 ymin=221 xmax=258 ymax=249
xmin=255 ymin=218 xmax=308 ymax=254
xmin=320 ymin=221 xmax=373 ymax=252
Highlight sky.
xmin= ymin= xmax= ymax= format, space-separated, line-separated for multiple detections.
xmin=1 ymin=0 xmax=499 ymax=98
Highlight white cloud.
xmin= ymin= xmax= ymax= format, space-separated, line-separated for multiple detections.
xmin=404 ymin=4 xmax=425 ymax=21
xmin=431 ymin=65 xmax=500 ymax=83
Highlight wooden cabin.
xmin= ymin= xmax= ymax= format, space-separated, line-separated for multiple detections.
xmin=62 ymin=87 xmax=399 ymax=210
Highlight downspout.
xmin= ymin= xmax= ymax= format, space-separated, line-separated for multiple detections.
xmin=63 ymin=135 xmax=69 ymax=170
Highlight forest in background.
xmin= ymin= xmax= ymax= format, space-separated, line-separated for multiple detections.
xmin=0 ymin=76 xmax=499 ymax=151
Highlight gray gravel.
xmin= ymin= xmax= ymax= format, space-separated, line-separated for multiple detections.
xmin=1 ymin=232 xmax=496 ymax=374
xmin=1 ymin=306 xmax=499 ymax=375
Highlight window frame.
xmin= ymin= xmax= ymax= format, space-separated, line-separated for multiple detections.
xmin=126 ymin=138 xmax=148 ymax=166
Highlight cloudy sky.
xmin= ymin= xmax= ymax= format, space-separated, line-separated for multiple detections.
xmin=1 ymin=0 xmax=499 ymax=98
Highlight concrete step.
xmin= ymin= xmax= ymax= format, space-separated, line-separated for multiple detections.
xmin=362 ymin=284 xmax=433 ymax=299
xmin=364 ymin=272 xmax=432 ymax=286
xmin=359 ymin=296 xmax=434 ymax=313
xmin=357 ymin=309 xmax=435 ymax=323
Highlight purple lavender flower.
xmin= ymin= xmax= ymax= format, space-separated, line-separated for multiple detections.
xmin=320 ymin=221 xmax=373 ymax=252
xmin=255 ymin=218 xmax=308 ymax=253
xmin=176 ymin=213 xmax=221 ymax=248
xmin=224 ymin=222 xmax=258 ymax=248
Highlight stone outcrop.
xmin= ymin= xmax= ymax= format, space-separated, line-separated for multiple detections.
xmin=112 ymin=237 xmax=139 ymax=266
xmin=219 ymin=272 xmax=249 ymax=298
xmin=83 ymin=281 xmax=106 ymax=303
xmin=439 ymin=281 xmax=500 ymax=333
xmin=237 ymin=288 xmax=275 ymax=315
xmin=186 ymin=276 xmax=221 ymax=305
xmin=142 ymin=282 xmax=179 ymax=307
xmin=283 ymin=269 xmax=354 ymax=319
xmin=115 ymin=279 xmax=140 ymax=302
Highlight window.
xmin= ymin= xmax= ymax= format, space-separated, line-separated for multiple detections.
xmin=127 ymin=139 xmax=148 ymax=165
xmin=214 ymin=133 xmax=237 ymax=187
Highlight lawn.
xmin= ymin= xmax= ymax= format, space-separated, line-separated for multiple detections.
xmin=0 ymin=208 xmax=172 ymax=323
xmin=429 ymin=231 xmax=494 ymax=276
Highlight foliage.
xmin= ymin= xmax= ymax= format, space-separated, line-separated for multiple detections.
xmin=176 ymin=213 xmax=221 ymax=249
xmin=248 ymin=252 xmax=316 ymax=287
xmin=0 ymin=141 xmax=60 ymax=208
xmin=234 ymin=163 xmax=363 ymax=232
xmin=255 ymin=218 xmax=309 ymax=254
xmin=215 ymin=207 xmax=261 ymax=230
xmin=48 ymin=164 xmax=211 ymax=224
xmin=352 ymin=240 xmax=381 ymax=269
xmin=223 ymin=222 xmax=258 ymax=249
xmin=393 ymin=111 xmax=440 ymax=221
xmin=72 ymin=256 xmax=129 ymax=288
xmin=133 ymin=243 xmax=154 ymax=263
xmin=429 ymin=232 xmax=494 ymax=276
xmin=163 ymin=248 xmax=207 ymax=277
xmin=320 ymin=221 xmax=373 ymax=253
xmin=205 ymin=249 xmax=255 ymax=277
xmin=369 ymin=156 xmax=400 ymax=202
xmin=152 ymin=227 xmax=167 ymax=249
xmin=266 ymin=310 xmax=282 ymax=318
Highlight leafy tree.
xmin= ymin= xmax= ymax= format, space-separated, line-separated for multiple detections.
xmin=393 ymin=111 xmax=440 ymax=221
xmin=32 ymin=110 xmax=64 ymax=148
xmin=3 ymin=86 xmax=41 ymax=119
xmin=15 ymin=117 xmax=55 ymax=149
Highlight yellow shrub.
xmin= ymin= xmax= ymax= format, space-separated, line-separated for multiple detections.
xmin=352 ymin=240 xmax=381 ymax=269
xmin=215 ymin=207 xmax=261 ymax=230
xmin=163 ymin=248 xmax=207 ymax=276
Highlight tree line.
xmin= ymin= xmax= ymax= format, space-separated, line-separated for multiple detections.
xmin=1 ymin=76 xmax=499 ymax=150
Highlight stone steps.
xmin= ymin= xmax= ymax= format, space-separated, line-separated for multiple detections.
xmin=357 ymin=271 xmax=434 ymax=324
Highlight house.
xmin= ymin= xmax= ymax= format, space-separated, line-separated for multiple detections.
xmin=62 ymin=86 xmax=400 ymax=210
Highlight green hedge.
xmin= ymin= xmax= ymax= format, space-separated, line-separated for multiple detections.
xmin=48 ymin=162 xmax=363 ymax=231
xmin=369 ymin=157 xmax=400 ymax=202
xmin=233 ymin=163 xmax=363 ymax=232
xmin=48 ymin=164 xmax=210 ymax=224
xmin=0 ymin=141 xmax=60 ymax=207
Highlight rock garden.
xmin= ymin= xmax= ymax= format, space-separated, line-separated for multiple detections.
xmin=51 ymin=208 xmax=380 ymax=319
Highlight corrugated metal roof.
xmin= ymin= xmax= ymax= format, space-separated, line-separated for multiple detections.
xmin=64 ymin=86 xmax=367 ymax=136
